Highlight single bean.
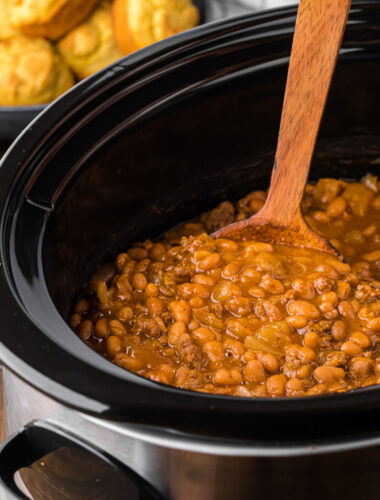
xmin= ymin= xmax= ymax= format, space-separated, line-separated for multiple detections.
xmin=240 ymin=267 xmax=262 ymax=284
xmin=267 ymin=374 xmax=286 ymax=397
xmin=285 ymin=315 xmax=308 ymax=329
xmin=297 ymin=364 xmax=312 ymax=379
xmin=247 ymin=286 xmax=266 ymax=298
xmin=319 ymin=301 xmax=335 ymax=314
xmin=69 ymin=313 xmax=81 ymax=330
xmin=198 ymin=253 xmax=221 ymax=271
xmin=78 ymin=320 xmax=93 ymax=340
xmin=109 ymin=320 xmax=127 ymax=336
xmin=326 ymin=258 xmax=351 ymax=275
xmin=368 ymin=317 xmax=380 ymax=332
xmin=193 ymin=327 xmax=216 ymax=345
xmin=321 ymin=291 xmax=338 ymax=305
xmin=338 ymin=301 xmax=356 ymax=320
xmin=307 ymin=384 xmax=328 ymax=395
xmin=132 ymin=272 xmax=147 ymax=291
xmin=225 ymin=297 xmax=251 ymax=316
xmin=312 ymin=211 xmax=330 ymax=223
xmin=287 ymin=300 xmax=320 ymax=320
xmin=192 ymin=284 xmax=211 ymax=299
xmin=106 ymin=335 xmax=123 ymax=357
xmin=175 ymin=366 xmax=202 ymax=388
xmin=363 ymin=250 xmax=380 ymax=262
xmin=292 ymin=279 xmax=315 ymax=299
xmin=116 ymin=275 xmax=133 ymax=296
xmin=121 ymin=260 xmax=136 ymax=276
xmin=331 ymin=320 xmax=347 ymax=341
xmin=285 ymin=344 xmax=316 ymax=363
xmin=222 ymin=262 xmax=240 ymax=279
xmin=286 ymin=378 xmax=304 ymax=396
xmin=147 ymin=297 xmax=165 ymax=314
xmin=223 ymin=338 xmax=246 ymax=360
xmin=246 ymin=242 xmax=273 ymax=253
xmin=146 ymin=370 xmax=172 ymax=385
xmin=135 ymin=258 xmax=151 ymax=273
xmin=341 ymin=341 xmax=363 ymax=357
xmin=128 ymin=247 xmax=148 ymax=261
xmin=144 ymin=283 xmax=159 ymax=297
xmin=188 ymin=319 xmax=200 ymax=331
xmin=74 ymin=298 xmax=90 ymax=315
xmin=168 ymin=321 xmax=187 ymax=346
xmin=349 ymin=357 xmax=373 ymax=378
xmin=259 ymin=275 xmax=284 ymax=294
xmin=257 ymin=352 xmax=279 ymax=373
xmin=116 ymin=253 xmax=128 ymax=272
xmin=327 ymin=197 xmax=347 ymax=218
xmin=215 ymin=239 xmax=239 ymax=251
xmin=115 ymin=353 xmax=143 ymax=371
xmin=189 ymin=296 xmax=205 ymax=308
xmin=349 ymin=331 xmax=371 ymax=349
xmin=149 ymin=243 xmax=166 ymax=261
xmin=214 ymin=368 xmax=242 ymax=386
xmin=192 ymin=274 xmax=216 ymax=287
xmin=169 ymin=300 xmax=191 ymax=323
xmin=304 ymin=331 xmax=320 ymax=350
xmin=244 ymin=360 xmax=266 ymax=383
xmin=117 ymin=306 xmax=134 ymax=322
xmin=95 ymin=318 xmax=109 ymax=339
xmin=315 ymin=264 xmax=339 ymax=279
xmin=363 ymin=225 xmax=376 ymax=238
xmin=212 ymin=281 xmax=242 ymax=302
xmin=203 ymin=341 xmax=225 ymax=362
xmin=313 ymin=366 xmax=345 ymax=383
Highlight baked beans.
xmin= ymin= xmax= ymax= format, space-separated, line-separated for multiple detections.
xmin=70 ymin=174 xmax=380 ymax=397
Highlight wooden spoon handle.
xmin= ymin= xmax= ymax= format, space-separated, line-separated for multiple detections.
xmin=260 ymin=0 xmax=352 ymax=226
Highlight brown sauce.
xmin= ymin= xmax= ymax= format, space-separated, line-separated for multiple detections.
xmin=70 ymin=174 xmax=380 ymax=397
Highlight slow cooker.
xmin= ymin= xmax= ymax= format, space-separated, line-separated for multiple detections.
xmin=1 ymin=2 xmax=380 ymax=499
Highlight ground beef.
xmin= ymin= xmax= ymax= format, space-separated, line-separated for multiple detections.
xmin=174 ymin=262 xmax=194 ymax=279
xmin=313 ymin=277 xmax=333 ymax=294
xmin=200 ymin=201 xmax=235 ymax=233
xmin=180 ymin=343 xmax=207 ymax=370
xmin=131 ymin=316 xmax=162 ymax=337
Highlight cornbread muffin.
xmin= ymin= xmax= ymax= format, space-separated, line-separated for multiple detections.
xmin=0 ymin=36 xmax=74 ymax=105
xmin=57 ymin=1 xmax=122 ymax=80
xmin=8 ymin=0 xmax=99 ymax=40
xmin=0 ymin=0 xmax=20 ymax=39
xmin=113 ymin=0 xmax=199 ymax=55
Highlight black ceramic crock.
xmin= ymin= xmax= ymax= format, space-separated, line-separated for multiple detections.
xmin=0 ymin=2 xmax=380 ymax=444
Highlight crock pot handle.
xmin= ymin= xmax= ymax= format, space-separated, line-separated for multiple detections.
xmin=0 ymin=420 xmax=164 ymax=500
xmin=0 ymin=426 xmax=36 ymax=499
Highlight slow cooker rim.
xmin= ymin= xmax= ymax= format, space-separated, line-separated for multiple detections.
xmin=1 ymin=1 xmax=380 ymax=433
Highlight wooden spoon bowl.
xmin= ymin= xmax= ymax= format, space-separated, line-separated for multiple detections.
xmin=213 ymin=211 xmax=337 ymax=255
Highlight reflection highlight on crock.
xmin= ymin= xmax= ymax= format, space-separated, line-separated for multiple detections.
xmin=15 ymin=447 xmax=140 ymax=500
xmin=208 ymin=0 xmax=298 ymax=19
xmin=239 ymin=0 xmax=298 ymax=6
xmin=223 ymin=0 xmax=298 ymax=9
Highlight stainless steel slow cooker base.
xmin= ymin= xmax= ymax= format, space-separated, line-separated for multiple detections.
xmin=1 ymin=3 xmax=380 ymax=499
xmin=5 ymin=367 xmax=380 ymax=500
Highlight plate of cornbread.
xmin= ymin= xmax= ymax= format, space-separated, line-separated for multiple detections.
xmin=0 ymin=0 xmax=205 ymax=143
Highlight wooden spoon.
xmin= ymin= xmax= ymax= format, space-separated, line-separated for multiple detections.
xmin=213 ymin=0 xmax=352 ymax=256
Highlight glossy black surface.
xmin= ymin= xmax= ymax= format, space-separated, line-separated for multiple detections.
xmin=0 ymin=105 xmax=45 ymax=147
xmin=0 ymin=2 xmax=380 ymax=439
